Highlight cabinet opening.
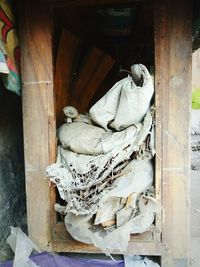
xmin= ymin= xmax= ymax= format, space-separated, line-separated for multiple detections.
xmin=49 ymin=0 xmax=161 ymax=252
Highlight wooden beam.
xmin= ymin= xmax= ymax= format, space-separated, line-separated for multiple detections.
xmin=155 ymin=0 xmax=192 ymax=266
xmin=18 ymin=0 xmax=56 ymax=251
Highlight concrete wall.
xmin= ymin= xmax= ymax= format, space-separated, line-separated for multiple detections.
xmin=0 ymin=86 xmax=26 ymax=261
xmin=192 ymin=48 xmax=200 ymax=91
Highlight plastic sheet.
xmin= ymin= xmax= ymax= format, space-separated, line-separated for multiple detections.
xmin=0 ymin=252 xmax=124 ymax=267
xmin=0 ymin=252 xmax=160 ymax=267
xmin=6 ymin=227 xmax=41 ymax=267
xmin=124 ymin=255 xmax=160 ymax=267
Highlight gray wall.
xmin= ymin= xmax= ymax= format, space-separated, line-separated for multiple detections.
xmin=0 ymin=86 xmax=26 ymax=261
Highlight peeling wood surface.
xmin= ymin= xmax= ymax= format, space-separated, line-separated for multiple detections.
xmin=155 ymin=0 xmax=192 ymax=265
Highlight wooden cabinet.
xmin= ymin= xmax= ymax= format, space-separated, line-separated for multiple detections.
xmin=18 ymin=0 xmax=192 ymax=266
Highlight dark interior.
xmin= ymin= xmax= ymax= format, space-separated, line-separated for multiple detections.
xmin=52 ymin=1 xmax=155 ymax=226
xmin=53 ymin=0 xmax=154 ymax=120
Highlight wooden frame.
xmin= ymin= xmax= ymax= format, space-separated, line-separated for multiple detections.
xmin=19 ymin=0 xmax=192 ymax=266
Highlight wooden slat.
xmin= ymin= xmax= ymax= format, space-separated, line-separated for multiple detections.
xmin=52 ymin=222 xmax=156 ymax=242
xmin=18 ymin=0 xmax=56 ymax=251
xmin=52 ymin=239 xmax=166 ymax=256
xmin=49 ymin=0 xmax=144 ymax=8
xmin=55 ymin=29 xmax=81 ymax=126
xmin=70 ymin=46 xmax=115 ymax=113
xmin=155 ymin=0 xmax=192 ymax=266
xmin=52 ymin=223 xmax=165 ymax=255
xmin=52 ymin=241 xmax=165 ymax=255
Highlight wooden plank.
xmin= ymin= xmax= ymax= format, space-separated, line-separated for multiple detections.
xmin=155 ymin=0 xmax=192 ymax=266
xmin=18 ymin=0 xmax=56 ymax=251
xmin=70 ymin=46 xmax=115 ymax=113
xmin=52 ymin=237 xmax=166 ymax=255
xmin=52 ymin=241 xmax=165 ymax=255
xmin=49 ymin=0 xmax=144 ymax=8
xmin=52 ymin=223 xmax=156 ymax=243
xmin=55 ymin=29 xmax=81 ymax=126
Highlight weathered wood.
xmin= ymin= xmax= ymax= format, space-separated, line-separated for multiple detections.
xmin=52 ymin=221 xmax=157 ymax=241
xmin=70 ymin=46 xmax=115 ymax=113
xmin=19 ymin=0 xmax=192 ymax=261
xmin=155 ymin=0 xmax=192 ymax=266
xmin=55 ymin=29 xmax=81 ymax=126
xmin=52 ymin=222 xmax=161 ymax=253
xmin=52 ymin=241 xmax=165 ymax=255
xmin=19 ymin=0 xmax=56 ymax=250
xmin=49 ymin=0 xmax=143 ymax=8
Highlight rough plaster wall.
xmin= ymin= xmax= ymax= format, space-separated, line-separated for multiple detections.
xmin=0 ymin=87 xmax=26 ymax=261
xmin=190 ymin=125 xmax=200 ymax=267
xmin=192 ymin=49 xmax=200 ymax=91
xmin=190 ymin=48 xmax=200 ymax=266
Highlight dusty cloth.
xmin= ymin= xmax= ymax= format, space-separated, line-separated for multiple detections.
xmin=45 ymin=64 xmax=159 ymax=255
xmin=89 ymin=64 xmax=154 ymax=131
xmin=46 ymin=109 xmax=160 ymax=254
xmin=46 ymin=109 xmax=154 ymax=215
xmin=58 ymin=122 xmax=139 ymax=155
xmin=0 ymin=0 xmax=21 ymax=95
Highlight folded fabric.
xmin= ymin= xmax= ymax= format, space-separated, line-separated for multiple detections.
xmin=89 ymin=64 xmax=154 ymax=131
xmin=58 ymin=121 xmax=140 ymax=155
xmin=45 ymin=109 xmax=160 ymax=255
xmin=45 ymin=63 xmax=158 ymax=255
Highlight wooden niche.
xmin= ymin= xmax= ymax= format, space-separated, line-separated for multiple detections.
xmin=19 ymin=0 xmax=192 ymax=266
xmin=52 ymin=0 xmax=159 ymax=246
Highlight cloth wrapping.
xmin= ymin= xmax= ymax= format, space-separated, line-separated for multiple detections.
xmin=58 ymin=122 xmax=139 ymax=156
xmin=89 ymin=64 xmax=154 ymax=131
xmin=45 ymin=64 xmax=159 ymax=255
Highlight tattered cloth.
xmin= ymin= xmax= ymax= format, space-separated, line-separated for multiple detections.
xmin=45 ymin=64 xmax=160 ymax=255
xmin=46 ymin=109 xmax=160 ymax=254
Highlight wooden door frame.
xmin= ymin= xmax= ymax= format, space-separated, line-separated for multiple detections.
xmin=19 ymin=0 xmax=192 ymax=266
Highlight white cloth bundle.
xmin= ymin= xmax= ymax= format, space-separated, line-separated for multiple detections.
xmin=89 ymin=64 xmax=154 ymax=131
xmin=45 ymin=109 xmax=160 ymax=255
xmin=63 ymin=190 xmax=160 ymax=255
xmin=58 ymin=122 xmax=106 ymax=155
xmin=45 ymin=63 xmax=158 ymax=255
xmin=58 ymin=121 xmax=140 ymax=155
xmin=94 ymin=159 xmax=154 ymax=225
